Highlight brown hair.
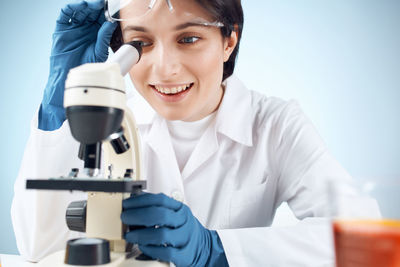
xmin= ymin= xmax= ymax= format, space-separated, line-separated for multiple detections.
xmin=110 ymin=0 xmax=244 ymax=81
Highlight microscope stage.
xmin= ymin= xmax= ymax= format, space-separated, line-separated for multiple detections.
xmin=26 ymin=178 xmax=146 ymax=193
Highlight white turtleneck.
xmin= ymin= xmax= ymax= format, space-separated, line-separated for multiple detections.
xmin=166 ymin=112 xmax=217 ymax=173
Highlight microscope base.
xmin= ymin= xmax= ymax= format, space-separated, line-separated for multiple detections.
xmin=37 ymin=250 xmax=170 ymax=267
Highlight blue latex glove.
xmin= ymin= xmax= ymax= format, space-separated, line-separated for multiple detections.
xmin=39 ymin=0 xmax=117 ymax=131
xmin=121 ymin=193 xmax=229 ymax=267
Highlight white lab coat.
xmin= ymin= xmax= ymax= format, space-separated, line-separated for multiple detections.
xmin=11 ymin=75 xmax=377 ymax=266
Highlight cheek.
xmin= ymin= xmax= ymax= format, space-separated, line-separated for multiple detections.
xmin=186 ymin=46 xmax=225 ymax=84
xmin=128 ymin=63 xmax=148 ymax=94
xmin=195 ymin=53 xmax=223 ymax=75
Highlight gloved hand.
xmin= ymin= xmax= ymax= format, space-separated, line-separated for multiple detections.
xmin=121 ymin=193 xmax=229 ymax=267
xmin=39 ymin=0 xmax=117 ymax=131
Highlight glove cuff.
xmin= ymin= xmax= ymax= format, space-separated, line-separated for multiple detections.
xmin=206 ymin=230 xmax=229 ymax=267
xmin=38 ymin=103 xmax=66 ymax=131
xmin=39 ymin=52 xmax=81 ymax=131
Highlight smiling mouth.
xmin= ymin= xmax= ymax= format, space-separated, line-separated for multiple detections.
xmin=150 ymin=83 xmax=194 ymax=95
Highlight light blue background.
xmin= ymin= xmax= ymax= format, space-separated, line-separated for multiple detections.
xmin=0 ymin=0 xmax=399 ymax=254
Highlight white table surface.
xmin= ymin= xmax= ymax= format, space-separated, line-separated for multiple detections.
xmin=0 ymin=254 xmax=36 ymax=267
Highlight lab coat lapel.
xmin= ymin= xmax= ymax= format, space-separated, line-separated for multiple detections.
xmin=181 ymin=75 xmax=254 ymax=180
xmin=145 ymin=116 xmax=181 ymax=182
xmin=181 ymin=123 xmax=218 ymax=180
xmin=215 ymin=75 xmax=254 ymax=147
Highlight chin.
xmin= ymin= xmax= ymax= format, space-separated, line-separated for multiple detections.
xmin=158 ymin=109 xmax=190 ymax=121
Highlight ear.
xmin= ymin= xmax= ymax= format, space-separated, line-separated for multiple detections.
xmin=223 ymin=25 xmax=239 ymax=62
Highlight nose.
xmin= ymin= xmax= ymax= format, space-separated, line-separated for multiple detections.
xmin=151 ymin=43 xmax=181 ymax=78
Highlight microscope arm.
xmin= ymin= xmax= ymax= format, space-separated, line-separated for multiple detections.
xmin=123 ymin=107 xmax=143 ymax=181
xmin=102 ymin=107 xmax=142 ymax=181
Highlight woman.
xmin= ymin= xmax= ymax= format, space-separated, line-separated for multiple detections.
xmin=11 ymin=0 xmax=377 ymax=266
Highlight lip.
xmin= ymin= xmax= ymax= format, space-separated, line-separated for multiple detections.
xmin=152 ymin=83 xmax=192 ymax=88
xmin=150 ymin=83 xmax=194 ymax=103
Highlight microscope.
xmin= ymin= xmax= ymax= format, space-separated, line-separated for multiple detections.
xmin=26 ymin=42 xmax=169 ymax=267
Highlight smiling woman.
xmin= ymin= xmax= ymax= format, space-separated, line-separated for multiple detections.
xmin=10 ymin=0 xmax=386 ymax=266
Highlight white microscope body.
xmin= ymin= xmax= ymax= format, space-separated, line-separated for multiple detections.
xmin=27 ymin=43 xmax=169 ymax=267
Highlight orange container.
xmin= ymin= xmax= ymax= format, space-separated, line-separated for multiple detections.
xmin=334 ymin=220 xmax=400 ymax=267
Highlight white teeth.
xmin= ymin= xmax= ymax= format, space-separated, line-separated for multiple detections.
xmin=154 ymin=84 xmax=191 ymax=94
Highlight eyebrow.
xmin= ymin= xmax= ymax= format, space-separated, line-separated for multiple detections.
xmin=122 ymin=22 xmax=213 ymax=34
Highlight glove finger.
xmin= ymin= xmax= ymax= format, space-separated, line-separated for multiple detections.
xmin=62 ymin=1 xmax=88 ymax=16
xmin=125 ymin=226 xmax=189 ymax=247
xmin=86 ymin=0 xmax=107 ymax=23
xmin=121 ymin=206 xmax=187 ymax=228
xmin=86 ymin=10 xmax=103 ymax=24
xmin=94 ymin=21 xmax=118 ymax=61
xmin=71 ymin=7 xmax=101 ymax=25
xmin=96 ymin=11 xmax=107 ymax=25
xmin=56 ymin=1 xmax=88 ymax=25
xmin=86 ymin=0 xmax=105 ymax=10
xmin=75 ymin=0 xmax=105 ymax=24
xmin=123 ymin=193 xmax=183 ymax=211
xmin=139 ymin=245 xmax=178 ymax=264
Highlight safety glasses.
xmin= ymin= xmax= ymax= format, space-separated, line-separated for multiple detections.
xmin=105 ymin=0 xmax=183 ymax=22
xmin=104 ymin=0 xmax=224 ymax=28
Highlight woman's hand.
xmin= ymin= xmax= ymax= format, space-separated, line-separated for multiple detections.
xmin=121 ymin=192 xmax=228 ymax=267
xmin=39 ymin=0 xmax=117 ymax=131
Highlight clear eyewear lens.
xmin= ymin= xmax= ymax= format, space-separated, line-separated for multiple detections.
xmin=104 ymin=0 xmax=174 ymax=22
xmin=104 ymin=0 xmax=225 ymax=29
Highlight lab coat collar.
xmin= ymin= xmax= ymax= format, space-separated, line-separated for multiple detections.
xmin=132 ymin=75 xmax=254 ymax=180
xmin=215 ymin=75 xmax=254 ymax=147
xmin=181 ymin=119 xmax=219 ymax=179
xmin=145 ymin=116 xmax=172 ymax=156
xmin=144 ymin=115 xmax=183 ymax=179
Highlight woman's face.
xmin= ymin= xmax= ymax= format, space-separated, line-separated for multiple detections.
xmin=120 ymin=0 xmax=237 ymax=121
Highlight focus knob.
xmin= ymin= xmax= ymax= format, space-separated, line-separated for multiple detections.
xmin=66 ymin=200 xmax=87 ymax=232
xmin=65 ymin=238 xmax=110 ymax=265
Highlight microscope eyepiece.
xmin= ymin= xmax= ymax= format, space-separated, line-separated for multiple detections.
xmin=107 ymin=41 xmax=143 ymax=76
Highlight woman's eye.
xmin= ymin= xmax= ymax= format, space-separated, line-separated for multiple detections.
xmin=136 ymin=40 xmax=152 ymax=47
xmin=130 ymin=40 xmax=152 ymax=47
xmin=179 ymin=36 xmax=200 ymax=44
